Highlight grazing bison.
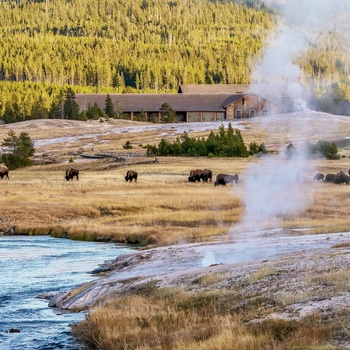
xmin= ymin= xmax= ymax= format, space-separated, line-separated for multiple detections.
xmin=0 ymin=165 xmax=9 ymax=179
xmin=65 ymin=168 xmax=79 ymax=181
xmin=188 ymin=169 xmax=195 ymax=182
xmin=202 ymin=169 xmax=212 ymax=183
xmin=313 ymin=173 xmax=324 ymax=182
xmin=324 ymin=173 xmax=336 ymax=183
xmin=214 ymin=173 xmax=239 ymax=186
xmin=334 ymin=171 xmax=350 ymax=185
xmin=125 ymin=170 xmax=138 ymax=182
xmin=188 ymin=169 xmax=203 ymax=183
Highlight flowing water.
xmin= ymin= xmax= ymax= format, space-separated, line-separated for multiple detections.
xmin=0 ymin=235 xmax=132 ymax=350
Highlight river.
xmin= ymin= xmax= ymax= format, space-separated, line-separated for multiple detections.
xmin=0 ymin=235 xmax=132 ymax=350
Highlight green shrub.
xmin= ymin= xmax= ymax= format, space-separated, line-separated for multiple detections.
xmin=146 ymin=123 xmax=251 ymax=157
xmin=123 ymin=141 xmax=133 ymax=149
xmin=302 ymin=140 xmax=340 ymax=160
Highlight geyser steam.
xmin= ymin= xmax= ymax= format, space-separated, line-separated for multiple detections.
xmin=233 ymin=141 xmax=315 ymax=233
xmin=232 ymin=0 xmax=350 ymax=234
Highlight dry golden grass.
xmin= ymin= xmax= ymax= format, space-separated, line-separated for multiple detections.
xmin=72 ymin=288 xmax=339 ymax=350
xmin=2 ymin=155 xmax=350 ymax=246
xmin=0 ymin=159 xmax=244 ymax=245
xmin=246 ymin=267 xmax=279 ymax=284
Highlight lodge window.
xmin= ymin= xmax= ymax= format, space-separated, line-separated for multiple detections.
xmin=188 ymin=112 xmax=201 ymax=122
xmin=249 ymin=110 xmax=255 ymax=118
xmin=203 ymin=112 xmax=214 ymax=122
xmin=263 ymin=110 xmax=269 ymax=116
xmin=216 ymin=112 xmax=225 ymax=121
xmin=235 ymin=110 xmax=242 ymax=119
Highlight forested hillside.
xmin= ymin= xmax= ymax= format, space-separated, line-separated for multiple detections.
xmin=0 ymin=0 xmax=349 ymax=123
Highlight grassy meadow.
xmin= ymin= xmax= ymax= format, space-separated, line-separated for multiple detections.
xmin=1 ymin=155 xmax=350 ymax=246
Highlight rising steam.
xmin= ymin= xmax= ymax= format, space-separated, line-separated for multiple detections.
xmin=233 ymin=140 xmax=315 ymax=234
xmin=249 ymin=0 xmax=350 ymax=109
xmin=232 ymin=0 xmax=350 ymax=235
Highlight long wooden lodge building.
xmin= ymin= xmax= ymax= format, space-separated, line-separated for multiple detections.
xmin=75 ymin=84 xmax=298 ymax=123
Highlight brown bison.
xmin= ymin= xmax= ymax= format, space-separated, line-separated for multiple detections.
xmin=324 ymin=173 xmax=336 ymax=183
xmin=202 ymin=169 xmax=212 ymax=183
xmin=334 ymin=171 xmax=350 ymax=185
xmin=125 ymin=170 xmax=138 ymax=182
xmin=313 ymin=173 xmax=324 ymax=182
xmin=65 ymin=168 xmax=79 ymax=181
xmin=188 ymin=169 xmax=203 ymax=183
xmin=0 ymin=165 xmax=9 ymax=179
xmin=214 ymin=173 xmax=239 ymax=186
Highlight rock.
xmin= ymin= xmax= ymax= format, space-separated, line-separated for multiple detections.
xmin=8 ymin=328 xmax=20 ymax=333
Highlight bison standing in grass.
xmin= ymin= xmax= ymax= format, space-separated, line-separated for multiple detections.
xmin=125 ymin=170 xmax=138 ymax=182
xmin=313 ymin=173 xmax=324 ymax=182
xmin=188 ymin=169 xmax=203 ymax=183
xmin=202 ymin=169 xmax=212 ymax=183
xmin=65 ymin=168 xmax=79 ymax=181
xmin=324 ymin=173 xmax=336 ymax=183
xmin=0 ymin=165 xmax=9 ymax=179
xmin=334 ymin=171 xmax=350 ymax=185
xmin=214 ymin=173 xmax=239 ymax=186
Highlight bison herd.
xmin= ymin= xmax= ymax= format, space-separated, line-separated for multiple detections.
xmin=122 ymin=168 xmax=239 ymax=186
xmin=2 ymin=165 xmax=350 ymax=187
xmin=59 ymin=167 xmax=350 ymax=186
xmin=60 ymin=167 xmax=350 ymax=187
xmin=187 ymin=168 xmax=239 ymax=186
xmin=314 ymin=170 xmax=350 ymax=185
xmin=188 ymin=169 xmax=212 ymax=183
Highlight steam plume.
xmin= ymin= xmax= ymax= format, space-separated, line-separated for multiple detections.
xmin=249 ymin=0 xmax=350 ymax=109
xmin=231 ymin=0 xmax=350 ymax=234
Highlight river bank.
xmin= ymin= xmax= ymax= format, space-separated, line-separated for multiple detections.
xmin=2 ymin=226 xmax=348 ymax=348
xmin=48 ymin=230 xmax=350 ymax=348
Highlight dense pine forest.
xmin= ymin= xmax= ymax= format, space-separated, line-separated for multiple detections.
xmin=0 ymin=0 xmax=349 ymax=123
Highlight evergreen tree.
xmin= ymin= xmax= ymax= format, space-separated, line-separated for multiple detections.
xmin=63 ymin=87 xmax=80 ymax=120
xmin=160 ymin=102 xmax=176 ymax=123
xmin=1 ymin=130 xmax=35 ymax=169
xmin=104 ymin=94 xmax=116 ymax=118
xmin=48 ymin=91 xmax=64 ymax=119
xmin=86 ymin=103 xmax=104 ymax=119
xmin=146 ymin=124 xmax=251 ymax=157
xmin=31 ymin=98 xmax=48 ymax=119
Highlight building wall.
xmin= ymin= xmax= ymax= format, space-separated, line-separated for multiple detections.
xmin=228 ymin=95 xmax=271 ymax=119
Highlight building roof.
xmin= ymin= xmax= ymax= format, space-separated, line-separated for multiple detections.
xmin=75 ymin=93 xmax=251 ymax=113
xmin=178 ymin=84 xmax=305 ymax=100
xmin=178 ymin=84 xmax=252 ymax=94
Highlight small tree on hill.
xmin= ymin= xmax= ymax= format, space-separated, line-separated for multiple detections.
xmin=86 ymin=103 xmax=104 ymax=120
xmin=1 ymin=130 xmax=35 ymax=169
xmin=63 ymin=87 xmax=80 ymax=120
xmin=48 ymin=91 xmax=64 ymax=119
